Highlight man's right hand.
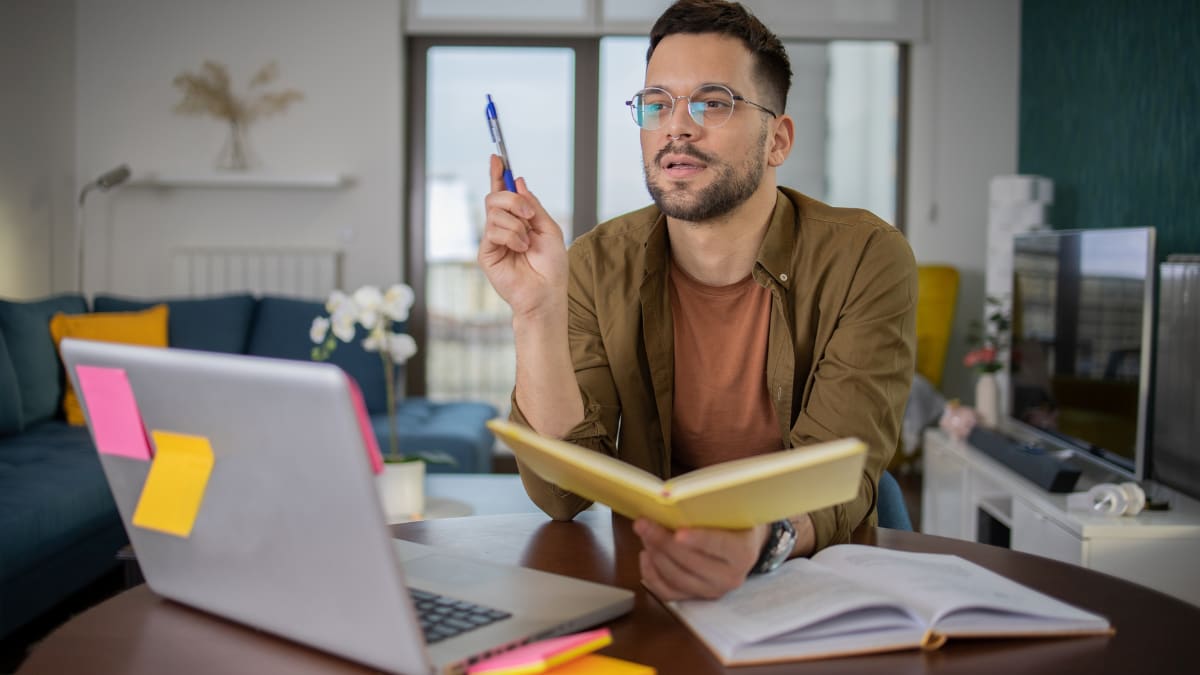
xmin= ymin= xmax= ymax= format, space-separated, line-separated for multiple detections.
xmin=478 ymin=155 xmax=568 ymax=320
xmin=479 ymin=155 xmax=584 ymax=439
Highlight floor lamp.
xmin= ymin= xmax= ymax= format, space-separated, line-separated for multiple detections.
xmin=76 ymin=164 xmax=132 ymax=295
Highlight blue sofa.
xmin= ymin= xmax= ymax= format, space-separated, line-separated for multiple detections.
xmin=0 ymin=292 xmax=498 ymax=639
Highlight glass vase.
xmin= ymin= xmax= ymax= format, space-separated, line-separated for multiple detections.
xmin=216 ymin=120 xmax=254 ymax=171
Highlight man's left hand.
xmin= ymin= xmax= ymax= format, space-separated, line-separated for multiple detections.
xmin=633 ymin=518 xmax=768 ymax=601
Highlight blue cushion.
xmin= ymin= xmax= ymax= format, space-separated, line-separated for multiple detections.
xmin=93 ymin=294 xmax=256 ymax=354
xmin=0 ymin=329 xmax=22 ymax=435
xmin=0 ymin=421 xmax=119 ymax=578
xmin=246 ymin=296 xmax=389 ymax=414
xmin=0 ymin=295 xmax=88 ymax=426
xmin=372 ymin=399 xmax=498 ymax=473
xmin=0 ymin=420 xmax=126 ymax=637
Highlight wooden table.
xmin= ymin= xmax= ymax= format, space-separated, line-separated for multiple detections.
xmin=18 ymin=512 xmax=1196 ymax=674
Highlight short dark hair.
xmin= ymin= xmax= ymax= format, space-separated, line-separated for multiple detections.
xmin=647 ymin=0 xmax=792 ymax=112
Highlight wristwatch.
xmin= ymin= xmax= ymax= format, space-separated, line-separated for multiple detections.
xmin=750 ymin=518 xmax=797 ymax=576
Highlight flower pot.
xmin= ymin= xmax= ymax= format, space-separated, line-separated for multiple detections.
xmin=974 ymin=372 xmax=1000 ymax=428
xmin=376 ymin=461 xmax=425 ymax=522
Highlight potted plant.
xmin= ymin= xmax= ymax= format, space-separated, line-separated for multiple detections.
xmin=310 ymin=284 xmax=452 ymax=519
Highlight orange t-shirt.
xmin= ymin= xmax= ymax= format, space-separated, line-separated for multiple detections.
xmin=669 ymin=260 xmax=783 ymax=476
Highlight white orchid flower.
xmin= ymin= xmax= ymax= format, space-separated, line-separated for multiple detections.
xmin=330 ymin=303 xmax=358 ymax=342
xmin=353 ymin=286 xmax=384 ymax=331
xmin=362 ymin=326 xmax=385 ymax=352
xmin=387 ymin=332 xmax=418 ymax=362
xmin=309 ymin=316 xmax=330 ymax=344
xmin=382 ymin=284 xmax=416 ymax=322
xmin=325 ymin=289 xmax=348 ymax=315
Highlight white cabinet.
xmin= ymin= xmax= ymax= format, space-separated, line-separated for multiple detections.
xmin=922 ymin=428 xmax=1200 ymax=607
xmin=1011 ymin=498 xmax=1082 ymax=566
xmin=919 ymin=437 xmax=968 ymax=538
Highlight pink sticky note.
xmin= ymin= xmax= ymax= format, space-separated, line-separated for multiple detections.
xmin=75 ymin=365 xmax=152 ymax=461
xmin=345 ymin=375 xmax=384 ymax=475
xmin=468 ymin=628 xmax=612 ymax=674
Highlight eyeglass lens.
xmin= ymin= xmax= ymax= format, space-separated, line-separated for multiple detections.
xmin=629 ymin=85 xmax=736 ymax=130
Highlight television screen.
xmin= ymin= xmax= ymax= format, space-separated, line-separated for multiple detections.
xmin=1008 ymin=227 xmax=1155 ymax=478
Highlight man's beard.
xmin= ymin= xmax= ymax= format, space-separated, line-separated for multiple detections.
xmin=644 ymin=124 xmax=768 ymax=223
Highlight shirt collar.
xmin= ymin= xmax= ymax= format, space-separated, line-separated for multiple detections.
xmin=642 ymin=211 xmax=670 ymax=278
xmin=639 ymin=189 xmax=795 ymax=286
xmin=755 ymin=190 xmax=796 ymax=290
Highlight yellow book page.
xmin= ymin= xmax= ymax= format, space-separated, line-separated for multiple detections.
xmin=488 ymin=420 xmax=865 ymax=529
xmin=664 ymin=439 xmax=867 ymax=528
xmin=489 ymin=421 xmax=672 ymax=522
xmin=132 ymin=431 xmax=215 ymax=538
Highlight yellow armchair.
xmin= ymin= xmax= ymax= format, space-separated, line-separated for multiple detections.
xmin=915 ymin=265 xmax=959 ymax=389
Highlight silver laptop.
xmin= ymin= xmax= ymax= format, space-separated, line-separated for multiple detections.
xmin=60 ymin=338 xmax=633 ymax=675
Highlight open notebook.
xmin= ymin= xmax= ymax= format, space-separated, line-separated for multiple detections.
xmin=662 ymin=544 xmax=1111 ymax=665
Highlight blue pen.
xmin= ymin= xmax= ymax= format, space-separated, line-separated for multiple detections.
xmin=485 ymin=94 xmax=517 ymax=192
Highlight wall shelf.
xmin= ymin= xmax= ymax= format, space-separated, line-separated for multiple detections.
xmin=129 ymin=172 xmax=354 ymax=190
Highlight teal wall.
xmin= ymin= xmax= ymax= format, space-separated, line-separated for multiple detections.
xmin=1019 ymin=0 xmax=1200 ymax=259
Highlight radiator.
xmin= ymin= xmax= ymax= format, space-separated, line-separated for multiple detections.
xmin=170 ymin=247 xmax=342 ymax=300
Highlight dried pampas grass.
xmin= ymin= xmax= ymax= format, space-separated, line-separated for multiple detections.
xmin=172 ymin=60 xmax=303 ymax=125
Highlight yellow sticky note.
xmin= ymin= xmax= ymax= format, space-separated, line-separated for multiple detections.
xmin=132 ymin=431 xmax=215 ymax=538
xmin=547 ymin=655 xmax=655 ymax=675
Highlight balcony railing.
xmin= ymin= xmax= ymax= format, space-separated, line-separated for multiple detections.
xmin=426 ymin=260 xmax=514 ymax=414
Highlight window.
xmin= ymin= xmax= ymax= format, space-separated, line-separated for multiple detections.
xmin=406 ymin=38 xmax=597 ymax=411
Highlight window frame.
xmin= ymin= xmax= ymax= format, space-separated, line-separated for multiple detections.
xmin=405 ymin=36 xmax=599 ymax=395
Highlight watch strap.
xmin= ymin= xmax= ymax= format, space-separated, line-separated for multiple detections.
xmin=749 ymin=519 xmax=796 ymax=576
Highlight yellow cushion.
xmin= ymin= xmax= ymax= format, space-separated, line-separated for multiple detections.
xmin=49 ymin=304 xmax=169 ymax=425
xmin=915 ymin=265 xmax=959 ymax=389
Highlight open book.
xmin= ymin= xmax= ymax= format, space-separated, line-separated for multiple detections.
xmin=663 ymin=544 xmax=1112 ymax=665
xmin=486 ymin=420 xmax=865 ymax=529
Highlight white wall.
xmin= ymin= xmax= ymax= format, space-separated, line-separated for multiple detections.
xmin=76 ymin=0 xmax=402 ymax=297
xmin=906 ymin=0 xmax=1022 ymax=402
xmin=7 ymin=0 xmax=1017 ymax=403
xmin=0 ymin=0 xmax=76 ymax=299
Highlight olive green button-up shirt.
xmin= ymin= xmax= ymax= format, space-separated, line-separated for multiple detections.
xmin=511 ymin=187 xmax=917 ymax=552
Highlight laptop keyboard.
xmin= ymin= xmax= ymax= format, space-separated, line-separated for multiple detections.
xmin=409 ymin=588 xmax=512 ymax=644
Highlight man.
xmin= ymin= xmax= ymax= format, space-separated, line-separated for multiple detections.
xmin=478 ymin=0 xmax=916 ymax=601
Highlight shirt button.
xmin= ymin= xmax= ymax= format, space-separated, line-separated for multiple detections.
xmin=779 ymin=273 xmax=788 ymax=282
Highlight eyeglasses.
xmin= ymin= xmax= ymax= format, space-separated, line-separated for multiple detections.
xmin=626 ymin=83 xmax=778 ymax=130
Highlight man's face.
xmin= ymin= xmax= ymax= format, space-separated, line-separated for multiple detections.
xmin=641 ymin=33 xmax=774 ymax=223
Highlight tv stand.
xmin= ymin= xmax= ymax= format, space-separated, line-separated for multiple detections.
xmin=922 ymin=428 xmax=1200 ymax=607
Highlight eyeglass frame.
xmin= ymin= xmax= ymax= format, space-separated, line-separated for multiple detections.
xmin=625 ymin=83 xmax=779 ymax=130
